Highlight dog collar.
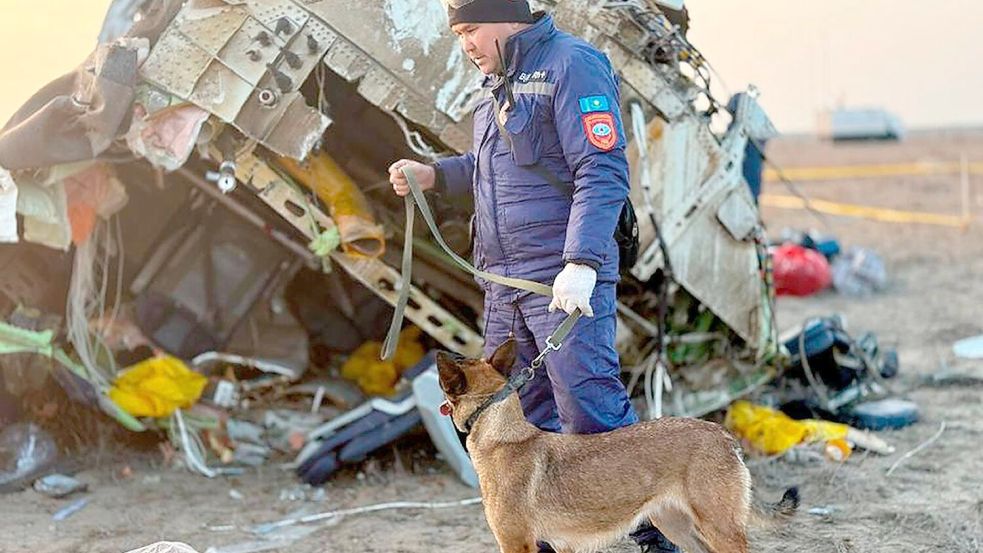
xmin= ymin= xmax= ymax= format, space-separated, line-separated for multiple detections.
xmin=462 ymin=366 xmax=535 ymax=433
xmin=461 ymin=312 xmax=581 ymax=433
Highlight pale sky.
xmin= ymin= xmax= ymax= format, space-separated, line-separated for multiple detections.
xmin=0 ymin=0 xmax=109 ymax=126
xmin=0 ymin=1 xmax=980 ymax=134
xmin=686 ymin=0 xmax=983 ymax=133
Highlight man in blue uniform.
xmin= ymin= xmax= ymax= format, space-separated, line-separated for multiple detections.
xmin=389 ymin=2 xmax=678 ymax=551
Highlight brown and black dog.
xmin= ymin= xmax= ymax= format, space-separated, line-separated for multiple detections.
xmin=436 ymin=340 xmax=798 ymax=553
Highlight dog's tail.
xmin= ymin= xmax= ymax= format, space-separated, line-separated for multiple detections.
xmin=749 ymin=487 xmax=800 ymax=528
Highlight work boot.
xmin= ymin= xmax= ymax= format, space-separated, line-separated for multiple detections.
xmin=633 ymin=523 xmax=681 ymax=553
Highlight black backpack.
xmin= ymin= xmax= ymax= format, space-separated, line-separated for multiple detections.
xmin=613 ymin=200 xmax=640 ymax=272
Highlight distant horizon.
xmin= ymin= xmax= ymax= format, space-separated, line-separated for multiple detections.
xmin=781 ymin=123 xmax=983 ymax=136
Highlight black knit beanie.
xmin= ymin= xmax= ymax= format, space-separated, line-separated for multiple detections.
xmin=446 ymin=0 xmax=534 ymax=26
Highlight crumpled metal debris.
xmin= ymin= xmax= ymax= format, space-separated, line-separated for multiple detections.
xmin=0 ymin=41 xmax=143 ymax=171
xmin=139 ymin=1 xmax=332 ymax=159
xmin=0 ymin=1 xmax=795 ymax=462
xmin=125 ymin=543 xmax=201 ymax=553
xmin=52 ymin=497 xmax=90 ymax=521
xmin=0 ymin=423 xmax=58 ymax=494
xmin=33 ymin=474 xmax=89 ymax=498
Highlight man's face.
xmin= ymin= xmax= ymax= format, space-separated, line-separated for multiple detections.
xmin=451 ymin=21 xmax=521 ymax=75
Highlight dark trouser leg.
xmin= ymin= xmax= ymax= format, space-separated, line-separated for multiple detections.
xmin=482 ymin=297 xmax=560 ymax=432
xmin=520 ymin=283 xmax=637 ymax=434
xmin=520 ymin=283 xmax=678 ymax=551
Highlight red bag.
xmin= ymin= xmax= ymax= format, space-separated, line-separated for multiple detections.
xmin=772 ymin=243 xmax=832 ymax=296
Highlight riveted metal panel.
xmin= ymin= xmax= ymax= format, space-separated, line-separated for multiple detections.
xmin=275 ymin=17 xmax=337 ymax=89
xmin=188 ymin=61 xmax=255 ymax=122
xmin=141 ymin=27 xmax=213 ymax=99
xmin=217 ymin=17 xmax=285 ymax=86
xmin=175 ymin=7 xmax=249 ymax=56
xmin=264 ymin=94 xmax=330 ymax=159
xmin=246 ymin=0 xmax=310 ymax=42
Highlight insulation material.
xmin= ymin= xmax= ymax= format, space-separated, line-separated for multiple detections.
xmin=340 ymin=326 xmax=425 ymax=396
xmin=63 ymin=164 xmax=129 ymax=246
xmin=725 ymin=401 xmax=850 ymax=457
xmin=0 ymin=167 xmax=17 ymax=243
xmin=109 ymin=356 xmax=208 ymax=418
xmin=277 ymin=153 xmax=385 ymax=258
xmin=16 ymin=180 xmax=71 ymax=251
xmin=126 ymin=103 xmax=211 ymax=171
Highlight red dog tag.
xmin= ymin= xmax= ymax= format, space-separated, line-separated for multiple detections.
xmin=439 ymin=402 xmax=453 ymax=416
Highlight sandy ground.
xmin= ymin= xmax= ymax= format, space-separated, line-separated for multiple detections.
xmin=2 ymin=132 xmax=983 ymax=553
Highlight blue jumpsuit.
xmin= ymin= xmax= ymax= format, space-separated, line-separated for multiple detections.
xmin=433 ymin=14 xmax=637 ymax=435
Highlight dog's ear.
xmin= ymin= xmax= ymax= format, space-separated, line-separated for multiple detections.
xmin=436 ymin=351 xmax=468 ymax=396
xmin=488 ymin=338 xmax=517 ymax=376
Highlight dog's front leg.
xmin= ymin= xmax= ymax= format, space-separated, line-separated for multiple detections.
xmin=492 ymin=535 xmax=537 ymax=553
xmin=487 ymin=514 xmax=536 ymax=553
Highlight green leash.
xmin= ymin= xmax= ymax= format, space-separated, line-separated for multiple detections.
xmin=381 ymin=167 xmax=581 ymax=360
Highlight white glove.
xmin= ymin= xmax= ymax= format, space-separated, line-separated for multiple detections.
xmin=548 ymin=263 xmax=597 ymax=317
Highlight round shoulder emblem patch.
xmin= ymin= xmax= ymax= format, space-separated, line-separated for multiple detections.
xmin=581 ymin=112 xmax=618 ymax=151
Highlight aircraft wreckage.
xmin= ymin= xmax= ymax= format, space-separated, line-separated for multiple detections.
xmin=0 ymin=0 xmax=780 ymax=439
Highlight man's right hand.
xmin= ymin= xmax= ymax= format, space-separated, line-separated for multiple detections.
xmin=388 ymin=159 xmax=436 ymax=197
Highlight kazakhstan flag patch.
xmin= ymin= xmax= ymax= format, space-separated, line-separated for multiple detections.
xmin=578 ymin=95 xmax=610 ymax=114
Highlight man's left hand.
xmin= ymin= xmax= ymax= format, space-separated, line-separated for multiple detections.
xmin=548 ymin=263 xmax=597 ymax=317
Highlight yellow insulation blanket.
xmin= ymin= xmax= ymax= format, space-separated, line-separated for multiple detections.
xmin=109 ymin=356 xmax=207 ymax=418
xmin=278 ymin=153 xmax=385 ymax=258
xmin=725 ymin=400 xmax=850 ymax=456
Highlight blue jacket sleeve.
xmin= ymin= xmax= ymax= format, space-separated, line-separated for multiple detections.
xmin=552 ymin=49 xmax=630 ymax=270
xmin=432 ymin=152 xmax=475 ymax=198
